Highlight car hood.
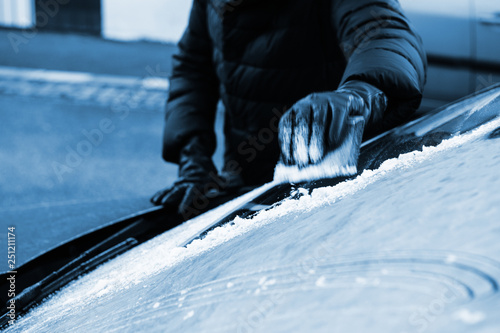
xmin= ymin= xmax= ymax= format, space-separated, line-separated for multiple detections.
xmin=7 ymin=87 xmax=500 ymax=333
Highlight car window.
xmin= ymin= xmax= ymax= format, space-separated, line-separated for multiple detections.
xmin=400 ymin=0 xmax=474 ymax=107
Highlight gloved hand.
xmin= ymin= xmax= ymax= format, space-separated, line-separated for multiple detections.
xmin=278 ymin=80 xmax=387 ymax=167
xmin=151 ymin=135 xmax=220 ymax=219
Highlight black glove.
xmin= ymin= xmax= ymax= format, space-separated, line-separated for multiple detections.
xmin=151 ymin=135 xmax=220 ymax=220
xmin=278 ymin=80 xmax=387 ymax=167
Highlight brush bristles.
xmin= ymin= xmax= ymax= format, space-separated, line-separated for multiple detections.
xmin=274 ymin=116 xmax=365 ymax=183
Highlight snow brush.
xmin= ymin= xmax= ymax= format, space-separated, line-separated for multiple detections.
xmin=273 ymin=116 xmax=365 ymax=183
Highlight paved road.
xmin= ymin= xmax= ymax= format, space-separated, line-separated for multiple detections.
xmin=0 ymin=30 xmax=221 ymax=270
xmin=0 ymin=70 xmax=173 ymax=270
xmin=0 ymin=30 xmax=180 ymax=269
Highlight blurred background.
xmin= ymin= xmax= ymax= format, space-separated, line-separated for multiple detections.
xmin=0 ymin=0 xmax=195 ymax=269
xmin=0 ymin=0 xmax=499 ymax=269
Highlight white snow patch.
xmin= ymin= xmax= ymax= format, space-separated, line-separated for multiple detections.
xmin=355 ymin=277 xmax=367 ymax=285
xmin=93 ymin=279 xmax=112 ymax=298
xmin=266 ymin=279 xmax=277 ymax=286
xmin=227 ymin=282 xmax=234 ymax=288
xmin=183 ymin=310 xmax=195 ymax=320
xmin=258 ymin=277 xmax=276 ymax=290
xmin=445 ymin=254 xmax=457 ymax=263
xmin=452 ymin=309 xmax=486 ymax=324
xmin=96 ymin=289 xmax=110 ymax=298
xmin=316 ymin=276 xmax=327 ymax=287
xmin=86 ymin=118 xmax=499 ymax=299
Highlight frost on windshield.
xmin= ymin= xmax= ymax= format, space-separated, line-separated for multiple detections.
xmin=7 ymin=102 xmax=500 ymax=333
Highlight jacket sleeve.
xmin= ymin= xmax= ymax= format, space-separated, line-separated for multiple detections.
xmin=331 ymin=0 xmax=427 ymax=135
xmin=162 ymin=0 xmax=219 ymax=164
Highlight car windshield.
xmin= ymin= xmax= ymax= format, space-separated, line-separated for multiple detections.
xmin=6 ymin=87 xmax=500 ymax=333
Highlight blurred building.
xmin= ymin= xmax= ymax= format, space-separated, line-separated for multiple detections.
xmin=0 ymin=0 xmax=190 ymax=43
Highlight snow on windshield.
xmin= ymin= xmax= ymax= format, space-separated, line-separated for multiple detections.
xmin=7 ymin=116 xmax=500 ymax=332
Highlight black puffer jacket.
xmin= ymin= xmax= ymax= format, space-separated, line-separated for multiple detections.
xmin=162 ymin=0 xmax=427 ymax=186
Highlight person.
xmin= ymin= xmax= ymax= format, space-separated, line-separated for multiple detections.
xmin=151 ymin=0 xmax=427 ymax=219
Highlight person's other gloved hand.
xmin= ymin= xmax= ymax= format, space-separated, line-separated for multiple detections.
xmin=278 ymin=80 xmax=387 ymax=167
xmin=151 ymin=135 xmax=219 ymax=220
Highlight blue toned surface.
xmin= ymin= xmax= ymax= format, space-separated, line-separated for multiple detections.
xmin=7 ymin=95 xmax=500 ymax=332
